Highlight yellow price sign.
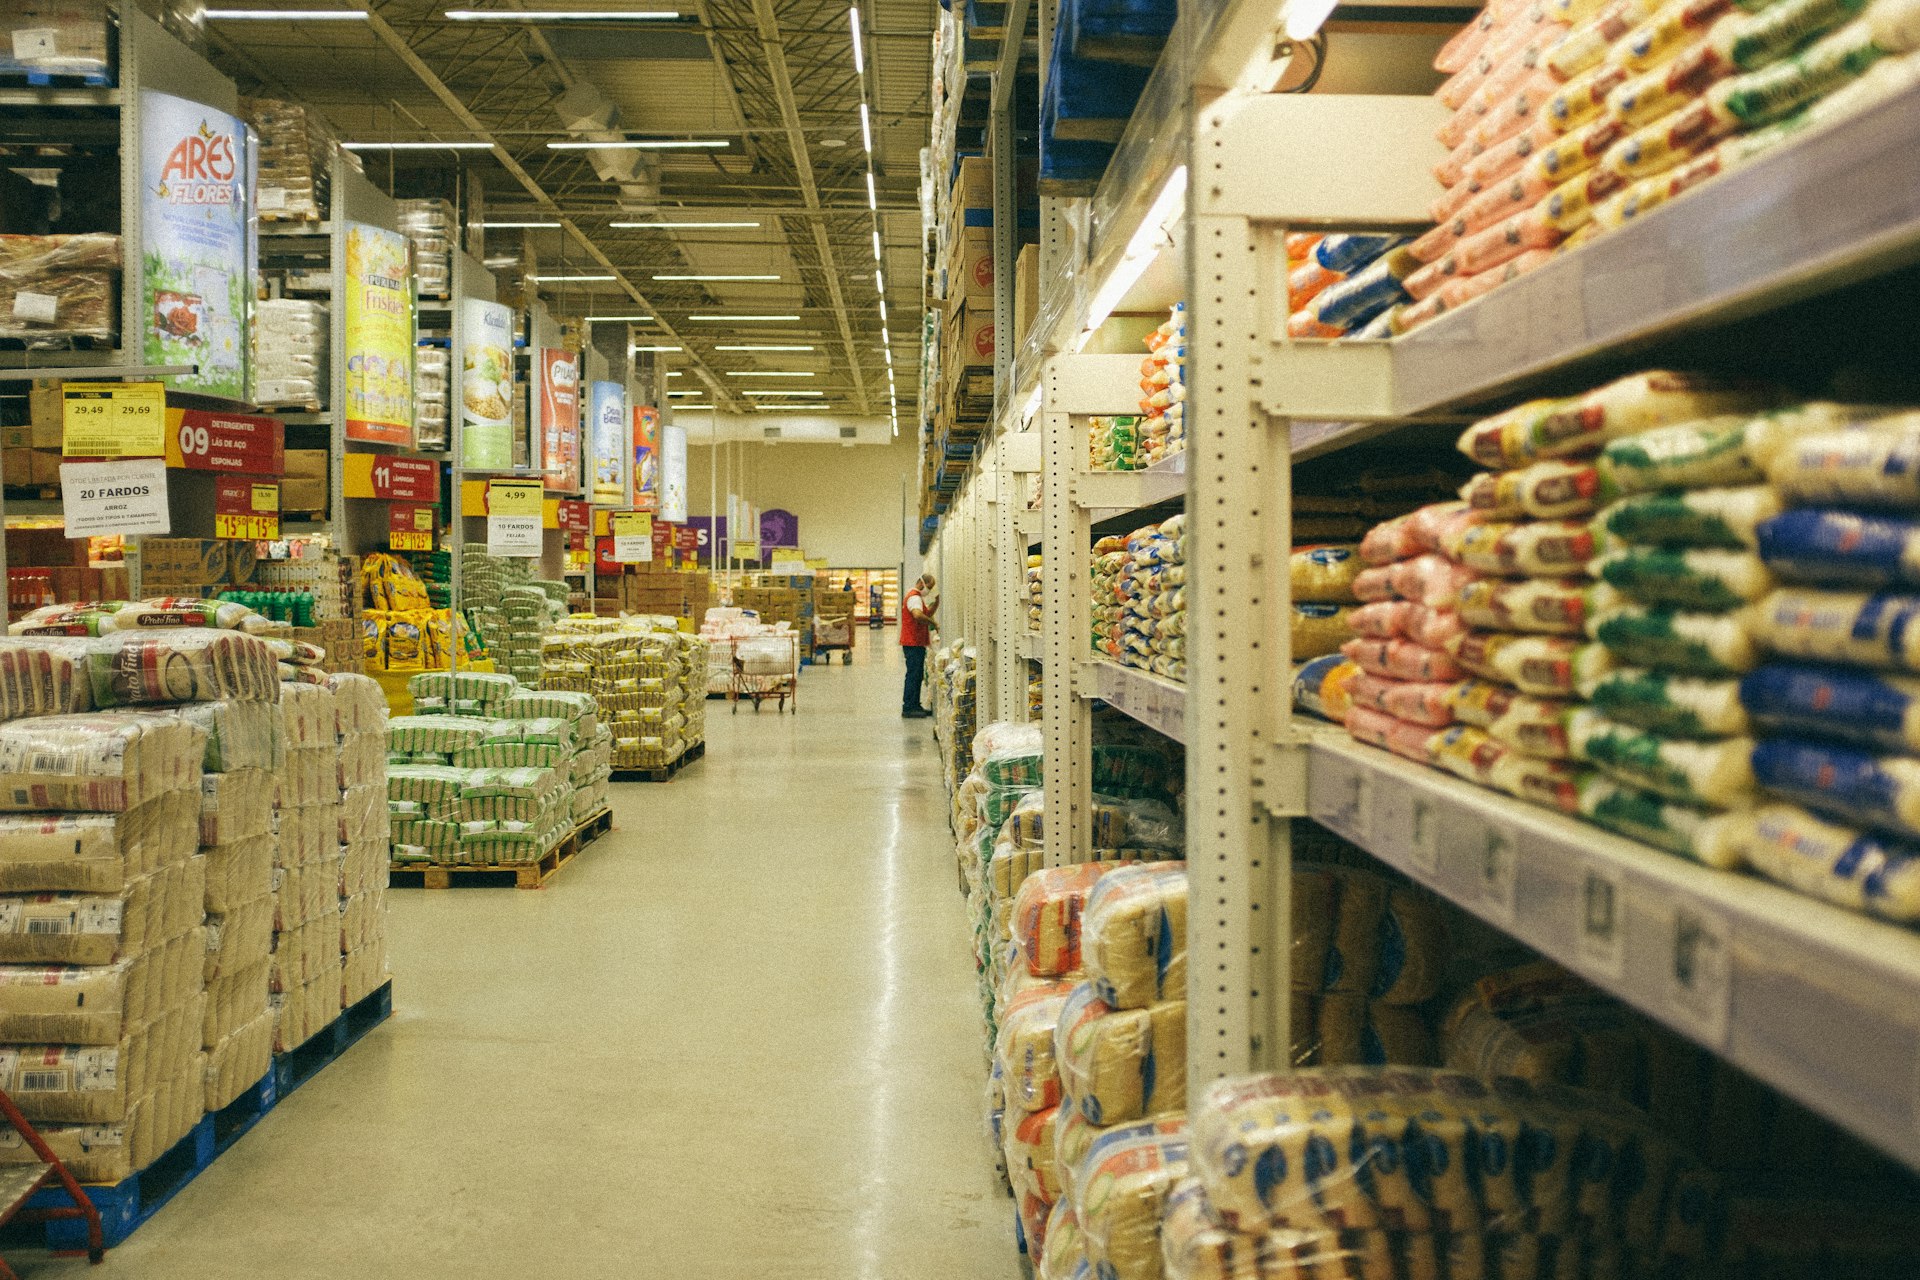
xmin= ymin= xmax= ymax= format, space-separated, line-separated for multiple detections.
xmin=390 ymin=530 xmax=433 ymax=551
xmin=213 ymin=512 xmax=280 ymax=539
xmin=62 ymin=382 xmax=166 ymax=458
xmin=487 ymin=479 xmax=544 ymax=518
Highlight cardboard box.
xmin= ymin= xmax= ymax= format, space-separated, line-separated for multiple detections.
xmin=284 ymin=450 xmax=327 ymax=481
xmin=1015 ymin=245 xmax=1039 ymax=345
xmin=946 ymin=225 xmax=993 ymax=305
xmin=279 ymin=476 xmax=326 ymax=512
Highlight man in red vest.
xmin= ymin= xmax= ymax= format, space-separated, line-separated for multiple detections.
xmin=900 ymin=573 xmax=937 ymax=718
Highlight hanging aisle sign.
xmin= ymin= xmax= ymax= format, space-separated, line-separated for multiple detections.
xmin=486 ymin=479 xmax=544 ymax=557
xmin=611 ymin=511 xmax=653 ymax=563
xmin=140 ymin=92 xmax=249 ymax=399
xmin=62 ymin=382 xmax=165 ymax=457
xmin=59 ymin=459 xmax=170 ymax=538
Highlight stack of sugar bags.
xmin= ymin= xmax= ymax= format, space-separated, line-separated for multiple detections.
xmin=329 ymin=673 xmax=390 ymax=1011
xmin=1161 ymin=1067 xmax=1722 ymax=1279
xmin=1138 ymin=306 xmax=1186 ymax=465
xmin=1400 ymin=0 xmax=1920 ymax=333
xmin=1708 ymin=408 xmax=1920 ymax=919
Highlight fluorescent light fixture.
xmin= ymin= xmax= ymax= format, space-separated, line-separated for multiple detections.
xmin=872 ymin=229 xmax=882 ymax=260
xmin=743 ymin=390 xmax=823 ymax=397
xmin=690 ymin=314 xmax=798 ymax=321
xmin=528 ymin=274 xmax=616 ymax=281
xmin=865 ymin=171 xmax=877 ymax=210
xmin=724 ymin=371 xmax=815 ymax=378
xmin=859 ymin=103 xmax=873 ymax=153
xmin=1078 ymin=165 xmax=1188 ymax=351
xmin=849 ymin=5 xmax=864 ymax=75
xmin=482 ymin=220 xmax=561 ymax=228
xmin=587 ymin=314 xmax=652 ymax=321
xmin=714 ymin=344 xmax=814 ymax=351
xmin=631 ymin=344 xmax=683 ymax=352
xmin=446 ymin=8 xmax=681 ymax=18
xmin=343 ymin=140 xmax=493 ymax=150
xmin=547 ymin=138 xmax=727 ymax=150
xmin=610 ymin=220 xmax=760 ymax=229
xmin=203 ymin=8 xmax=367 ymax=17
xmin=651 ymin=274 xmax=779 ymax=282
xmin=1281 ymin=0 xmax=1339 ymax=39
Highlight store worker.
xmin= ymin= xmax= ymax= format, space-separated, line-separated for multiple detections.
xmin=901 ymin=573 xmax=938 ymax=718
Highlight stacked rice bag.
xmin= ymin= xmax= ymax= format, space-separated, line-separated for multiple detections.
xmin=1138 ymin=306 xmax=1187 ymax=464
xmin=1291 ymin=864 xmax=1447 ymax=1068
xmin=1163 ymin=1067 xmax=1722 ymax=1279
xmin=1287 ymin=234 xmax=1418 ymax=340
xmin=1708 ymin=408 xmax=1920 ymax=919
xmin=1401 ymin=0 xmax=1920 ymax=332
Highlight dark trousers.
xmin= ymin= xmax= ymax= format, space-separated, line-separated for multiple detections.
xmin=903 ymin=645 xmax=927 ymax=713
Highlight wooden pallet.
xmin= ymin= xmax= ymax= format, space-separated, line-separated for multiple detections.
xmin=387 ymin=808 xmax=612 ymax=890
xmin=609 ymin=739 xmax=706 ymax=783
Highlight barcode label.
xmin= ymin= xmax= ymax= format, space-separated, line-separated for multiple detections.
xmin=20 ymin=1070 xmax=65 ymax=1092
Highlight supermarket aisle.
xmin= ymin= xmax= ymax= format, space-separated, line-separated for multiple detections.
xmin=32 ymin=646 xmax=1019 ymax=1280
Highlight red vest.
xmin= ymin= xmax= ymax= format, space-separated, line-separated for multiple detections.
xmin=900 ymin=589 xmax=929 ymax=646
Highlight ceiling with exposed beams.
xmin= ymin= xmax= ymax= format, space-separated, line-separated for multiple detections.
xmin=161 ymin=0 xmax=932 ymax=420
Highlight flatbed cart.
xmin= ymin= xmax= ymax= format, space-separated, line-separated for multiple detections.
xmin=732 ymin=633 xmax=799 ymax=713
xmin=812 ymin=613 xmax=855 ymax=664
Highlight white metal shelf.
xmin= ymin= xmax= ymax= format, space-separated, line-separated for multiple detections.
xmin=1076 ymin=454 xmax=1186 ymax=513
xmin=1308 ymin=731 xmax=1920 ymax=1171
xmin=1081 ymin=659 xmax=1186 ymax=743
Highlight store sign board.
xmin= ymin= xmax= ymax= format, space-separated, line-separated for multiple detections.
xmin=139 ymin=91 xmax=249 ymax=400
xmin=588 ymin=381 xmax=627 ymax=505
xmin=659 ymin=423 xmax=687 ymax=523
xmin=59 ymin=459 xmax=170 ymax=538
xmin=343 ymin=454 xmax=439 ymax=503
xmin=539 ymin=349 xmax=580 ymax=490
xmin=486 ymin=479 xmax=544 ymax=556
xmin=343 ymin=223 xmax=415 ymax=444
xmin=459 ymin=300 xmax=515 ymax=469
xmin=162 ymin=408 xmax=284 ymax=475
xmin=211 ymin=478 xmax=280 ymax=539
xmin=62 ymin=382 xmax=165 ymax=458
xmin=611 ymin=510 xmax=653 ymax=563
xmin=631 ymin=405 xmax=660 ymax=512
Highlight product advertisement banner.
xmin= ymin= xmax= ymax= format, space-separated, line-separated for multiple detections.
xmin=660 ymin=423 xmax=687 ymax=523
xmin=589 ymin=381 xmax=627 ymax=505
xmin=460 ymin=299 xmax=516 ymax=469
xmin=539 ymin=349 xmax=580 ymax=490
xmin=140 ymin=91 xmax=249 ymax=399
xmin=631 ymin=404 xmax=660 ymax=512
xmin=343 ymin=223 xmax=415 ymax=444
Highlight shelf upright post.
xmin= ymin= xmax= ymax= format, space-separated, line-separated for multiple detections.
xmin=1040 ymin=359 xmax=1092 ymax=866
xmin=1183 ymin=103 xmax=1292 ymax=1084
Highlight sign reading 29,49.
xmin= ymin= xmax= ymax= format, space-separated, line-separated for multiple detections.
xmin=140 ymin=91 xmax=250 ymax=400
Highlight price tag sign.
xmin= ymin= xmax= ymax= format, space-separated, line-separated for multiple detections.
xmin=1666 ymin=905 xmax=1732 ymax=1048
xmin=58 ymin=459 xmax=170 ymax=538
xmin=486 ymin=479 xmax=545 ymax=557
xmin=611 ymin=511 xmax=654 ymax=563
xmin=1474 ymin=825 xmax=1519 ymax=925
xmin=1408 ymin=798 xmax=1441 ymax=875
xmin=62 ymin=382 xmax=166 ymax=458
xmin=1578 ymin=867 xmax=1627 ymax=980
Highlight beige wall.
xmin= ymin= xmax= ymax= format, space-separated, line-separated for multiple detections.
xmin=685 ymin=435 xmax=919 ymax=569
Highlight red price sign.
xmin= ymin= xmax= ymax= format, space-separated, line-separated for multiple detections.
xmin=163 ymin=409 xmax=285 ymax=475
xmin=345 ymin=454 xmax=439 ymax=503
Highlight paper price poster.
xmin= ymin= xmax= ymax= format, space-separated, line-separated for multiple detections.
xmin=140 ymin=91 xmax=249 ymax=399
xmin=539 ymin=349 xmax=580 ymax=489
xmin=589 ymin=381 xmax=627 ymax=504
xmin=343 ymin=224 xmax=415 ymax=444
xmin=660 ymin=423 xmax=687 ymax=522
xmin=460 ymin=299 xmax=515 ymax=469
xmin=632 ymin=404 xmax=660 ymax=512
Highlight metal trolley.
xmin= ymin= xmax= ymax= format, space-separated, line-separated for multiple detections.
xmin=730 ymin=632 xmax=799 ymax=713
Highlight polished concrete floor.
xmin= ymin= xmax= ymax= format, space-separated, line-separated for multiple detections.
xmin=30 ymin=642 xmax=1019 ymax=1279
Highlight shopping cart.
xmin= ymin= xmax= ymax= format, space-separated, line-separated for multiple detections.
xmin=812 ymin=613 xmax=855 ymax=664
xmin=731 ymin=632 xmax=799 ymax=713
